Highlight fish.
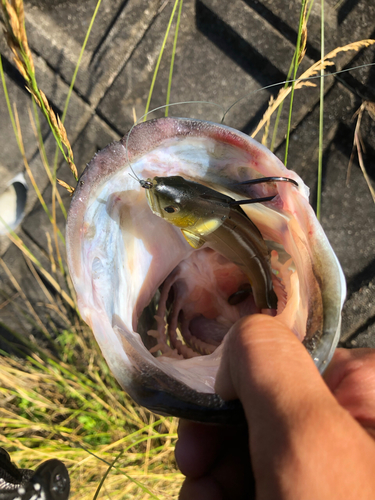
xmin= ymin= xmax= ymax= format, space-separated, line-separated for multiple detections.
xmin=66 ymin=117 xmax=346 ymax=423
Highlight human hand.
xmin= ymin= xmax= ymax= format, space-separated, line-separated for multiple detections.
xmin=175 ymin=314 xmax=375 ymax=500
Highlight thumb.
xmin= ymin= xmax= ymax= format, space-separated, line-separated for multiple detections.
xmin=215 ymin=314 xmax=335 ymax=484
xmin=215 ymin=314 xmax=328 ymax=410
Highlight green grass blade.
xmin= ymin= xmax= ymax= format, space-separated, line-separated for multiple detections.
xmin=53 ymin=0 xmax=103 ymax=174
xmin=0 ymin=55 xmax=20 ymax=148
xmin=31 ymin=99 xmax=68 ymax=220
xmin=165 ymin=0 xmax=184 ymax=117
xmin=144 ymin=0 xmax=180 ymax=120
xmin=31 ymin=99 xmax=49 ymax=175
xmin=317 ymin=0 xmax=325 ymax=220
xmin=92 ymin=451 xmax=124 ymax=500
xmin=270 ymin=57 xmax=294 ymax=152
xmin=284 ymin=0 xmax=307 ymax=166
xmin=79 ymin=446 xmax=162 ymax=500
xmin=62 ymin=0 xmax=102 ymax=125
xmin=270 ymin=0 xmax=314 ymax=152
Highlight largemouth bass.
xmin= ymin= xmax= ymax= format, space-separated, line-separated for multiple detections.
xmin=66 ymin=117 xmax=346 ymax=423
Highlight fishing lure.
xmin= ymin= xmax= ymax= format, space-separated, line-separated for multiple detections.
xmin=140 ymin=175 xmax=298 ymax=310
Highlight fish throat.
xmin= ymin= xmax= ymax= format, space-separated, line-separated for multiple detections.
xmin=140 ymin=245 xmax=291 ymax=360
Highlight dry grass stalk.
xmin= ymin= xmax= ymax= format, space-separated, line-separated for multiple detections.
xmin=38 ymin=89 xmax=78 ymax=180
xmin=13 ymin=103 xmax=66 ymax=256
xmin=261 ymin=95 xmax=274 ymax=147
xmin=0 ymin=256 xmax=51 ymax=338
xmin=27 ymin=106 xmax=72 ymax=202
xmin=45 ymin=231 xmax=57 ymax=274
xmin=366 ymin=101 xmax=375 ymax=121
xmin=298 ymin=0 xmax=309 ymax=64
xmin=1 ymin=0 xmax=78 ymax=181
xmin=57 ymin=179 xmax=75 ymax=194
xmin=0 ymin=292 xmax=19 ymax=310
xmin=5 ymin=229 xmax=75 ymax=309
xmin=144 ymin=413 xmax=155 ymax=475
xmin=0 ymin=347 xmax=183 ymax=499
xmin=1 ymin=0 xmax=34 ymax=78
xmin=252 ymin=39 xmax=375 ymax=138
xmin=24 ymin=255 xmax=55 ymax=305
xmin=346 ymin=101 xmax=375 ymax=202
xmin=13 ymin=103 xmax=50 ymax=214
xmin=1 ymin=102 xmax=75 ymax=308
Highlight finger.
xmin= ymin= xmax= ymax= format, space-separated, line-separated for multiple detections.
xmin=215 ymin=314 xmax=328 ymax=413
xmin=324 ymin=348 xmax=375 ymax=390
xmin=175 ymin=421 xmax=223 ymax=478
xmin=179 ymin=476 xmax=223 ymax=500
xmin=178 ymin=424 xmax=254 ymax=500
xmin=205 ymin=439 xmax=254 ymax=500
xmin=324 ymin=348 xmax=375 ymax=431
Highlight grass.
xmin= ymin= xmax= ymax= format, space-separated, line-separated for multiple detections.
xmin=0 ymin=332 xmax=182 ymax=499
xmin=0 ymin=0 xmax=374 ymax=498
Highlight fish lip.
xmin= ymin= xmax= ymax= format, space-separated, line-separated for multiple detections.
xmin=67 ymin=117 xmax=346 ymax=422
xmin=114 ymin=332 xmax=246 ymax=423
xmin=128 ymin=379 xmax=246 ymax=424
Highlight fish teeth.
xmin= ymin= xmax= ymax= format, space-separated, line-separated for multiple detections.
xmin=174 ymin=339 xmax=200 ymax=359
xmin=187 ymin=334 xmax=217 ymax=356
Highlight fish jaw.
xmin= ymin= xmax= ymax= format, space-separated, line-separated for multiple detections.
xmin=66 ymin=117 xmax=346 ymax=422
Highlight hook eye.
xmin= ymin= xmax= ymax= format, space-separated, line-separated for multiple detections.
xmin=140 ymin=180 xmax=154 ymax=189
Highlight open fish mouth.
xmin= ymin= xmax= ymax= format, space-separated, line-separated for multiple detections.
xmin=66 ymin=117 xmax=346 ymax=423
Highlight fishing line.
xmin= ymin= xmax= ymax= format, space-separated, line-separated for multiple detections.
xmin=221 ymin=61 xmax=375 ymax=122
xmin=125 ymin=61 xmax=375 ymax=181
xmin=125 ymin=100 xmax=225 ymax=182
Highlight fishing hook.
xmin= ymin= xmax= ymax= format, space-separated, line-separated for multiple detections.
xmin=230 ymin=176 xmax=298 ymax=206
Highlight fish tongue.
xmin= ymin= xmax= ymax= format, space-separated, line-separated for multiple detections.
xmin=188 ymin=316 xmax=228 ymax=346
